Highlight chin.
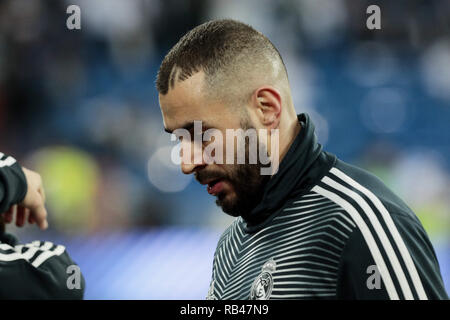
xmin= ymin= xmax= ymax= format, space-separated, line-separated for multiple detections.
xmin=216 ymin=191 xmax=241 ymax=217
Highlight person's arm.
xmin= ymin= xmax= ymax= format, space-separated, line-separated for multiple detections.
xmin=0 ymin=153 xmax=48 ymax=229
xmin=0 ymin=237 xmax=85 ymax=299
xmin=0 ymin=152 xmax=85 ymax=299
xmin=336 ymin=213 xmax=448 ymax=300
xmin=0 ymin=153 xmax=28 ymax=214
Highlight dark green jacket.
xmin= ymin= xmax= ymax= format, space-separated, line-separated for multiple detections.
xmin=207 ymin=113 xmax=448 ymax=300
xmin=0 ymin=152 xmax=85 ymax=299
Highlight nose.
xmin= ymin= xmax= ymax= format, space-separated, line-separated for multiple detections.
xmin=180 ymin=139 xmax=206 ymax=175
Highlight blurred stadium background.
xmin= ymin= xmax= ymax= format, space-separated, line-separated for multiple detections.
xmin=0 ymin=0 xmax=449 ymax=299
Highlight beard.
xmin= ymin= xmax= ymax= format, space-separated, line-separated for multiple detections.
xmin=195 ymin=118 xmax=271 ymax=218
xmin=215 ymin=161 xmax=269 ymax=218
xmin=195 ymin=161 xmax=269 ymax=218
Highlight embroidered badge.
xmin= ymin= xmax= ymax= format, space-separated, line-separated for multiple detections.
xmin=250 ymin=258 xmax=276 ymax=300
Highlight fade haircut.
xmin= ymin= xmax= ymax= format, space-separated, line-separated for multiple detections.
xmin=156 ymin=19 xmax=288 ymax=105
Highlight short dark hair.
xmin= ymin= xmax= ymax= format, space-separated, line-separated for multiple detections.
xmin=156 ymin=19 xmax=287 ymax=96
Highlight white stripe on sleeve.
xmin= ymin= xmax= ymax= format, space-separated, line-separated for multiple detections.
xmin=32 ymin=245 xmax=66 ymax=267
xmin=321 ymin=176 xmax=414 ymax=299
xmin=0 ymin=156 xmax=16 ymax=167
xmin=312 ymin=185 xmax=399 ymax=300
xmin=329 ymin=167 xmax=427 ymax=300
xmin=0 ymin=241 xmax=66 ymax=269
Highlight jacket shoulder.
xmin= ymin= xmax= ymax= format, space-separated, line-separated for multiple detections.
xmin=332 ymin=158 xmax=419 ymax=222
xmin=0 ymin=239 xmax=85 ymax=299
xmin=315 ymin=159 xmax=448 ymax=299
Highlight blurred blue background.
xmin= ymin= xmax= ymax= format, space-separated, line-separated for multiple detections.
xmin=0 ymin=0 xmax=448 ymax=299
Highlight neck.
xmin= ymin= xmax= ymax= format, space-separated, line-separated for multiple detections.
xmin=278 ymin=116 xmax=302 ymax=164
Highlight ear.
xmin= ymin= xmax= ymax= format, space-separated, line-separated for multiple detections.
xmin=251 ymin=86 xmax=282 ymax=129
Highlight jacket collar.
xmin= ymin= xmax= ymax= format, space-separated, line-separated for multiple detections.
xmin=241 ymin=113 xmax=335 ymax=233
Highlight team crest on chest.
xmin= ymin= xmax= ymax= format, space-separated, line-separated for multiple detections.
xmin=250 ymin=258 xmax=276 ymax=300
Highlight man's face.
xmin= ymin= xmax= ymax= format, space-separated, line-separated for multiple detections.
xmin=159 ymin=71 xmax=268 ymax=217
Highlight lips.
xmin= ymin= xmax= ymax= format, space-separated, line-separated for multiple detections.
xmin=207 ymin=179 xmax=224 ymax=195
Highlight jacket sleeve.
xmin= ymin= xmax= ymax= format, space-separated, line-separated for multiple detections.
xmin=336 ymin=213 xmax=448 ymax=300
xmin=0 ymin=152 xmax=85 ymax=299
xmin=0 ymin=153 xmax=27 ymax=213
xmin=0 ymin=234 xmax=85 ymax=299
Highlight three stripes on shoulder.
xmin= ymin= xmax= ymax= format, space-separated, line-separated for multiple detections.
xmin=0 ymin=153 xmax=65 ymax=268
xmin=313 ymin=167 xmax=427 ymax=300
xmin=0 ymin=240 xmax=66 ymax=268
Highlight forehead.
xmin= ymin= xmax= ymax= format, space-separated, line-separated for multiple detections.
xmin=159 ymin=71 xmax=232 ymax=131
xmin=159 ymin=71 xmax=205 ymax=115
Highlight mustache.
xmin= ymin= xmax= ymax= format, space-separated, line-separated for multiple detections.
xmin=195 ymin=169 xmax=228 ymax=184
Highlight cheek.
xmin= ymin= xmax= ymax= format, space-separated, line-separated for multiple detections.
xmin=220 ymin=164 xmax=237 ymax=178
xmin=221 ymin=167 xmax=242 ymax=193
xmin=219 ymin=180 xmax=237 ymax=200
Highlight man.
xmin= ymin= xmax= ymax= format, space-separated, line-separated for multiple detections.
xmin=0 ymin=152 xmax=85 ymax=299
xmin=156 ymin=19 xmax=448 ymax=299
